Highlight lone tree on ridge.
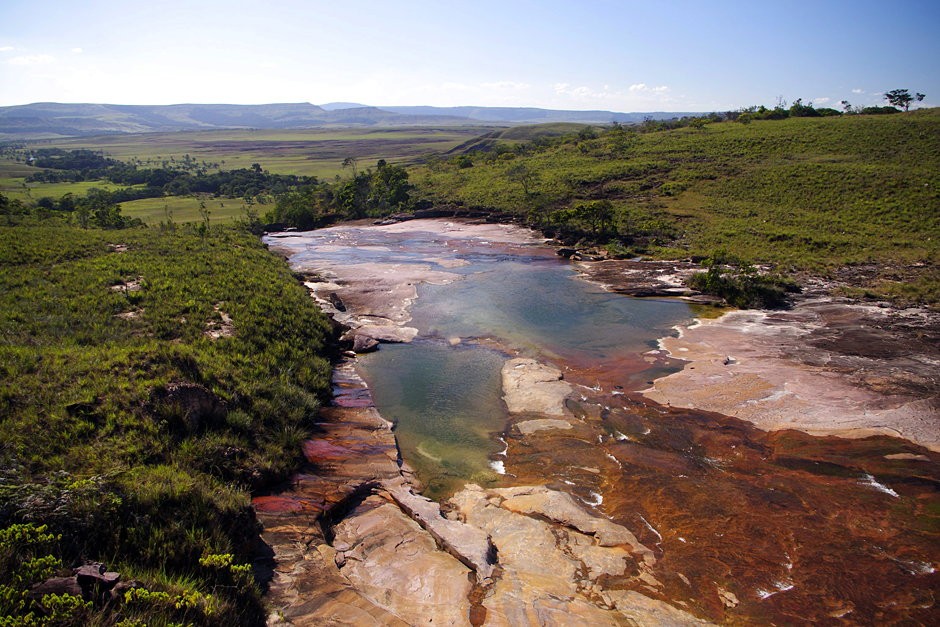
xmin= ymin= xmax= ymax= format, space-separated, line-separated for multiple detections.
xmin=884 ymin=89 xmax=926 ymax=111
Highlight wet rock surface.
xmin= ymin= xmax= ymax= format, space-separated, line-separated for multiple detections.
xmin=644 ymin=298 xmax=940 ymax=451
xmin=573 ymin=259 xmax=700 ymax=297
xmin=254 ymin=361 xmax=711 ymax=626
xmin=259 ymin=220 xmax=940 ymax=625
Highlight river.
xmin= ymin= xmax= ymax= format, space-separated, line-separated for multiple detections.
xmin=262 ymin=219 xmax=939 ymax=625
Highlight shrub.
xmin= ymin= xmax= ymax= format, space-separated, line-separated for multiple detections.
xmin=687 ymin=252 xmax=800 ymax=309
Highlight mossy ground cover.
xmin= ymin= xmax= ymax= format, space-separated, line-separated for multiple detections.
xmin=0 ymin=221 xmax=334 ymax=624
xmin=415 ymin=110 xmax=940 ymax=305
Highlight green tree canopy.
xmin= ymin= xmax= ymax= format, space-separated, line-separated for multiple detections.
xmin=884 ymin=89 xmax=926 ymax=111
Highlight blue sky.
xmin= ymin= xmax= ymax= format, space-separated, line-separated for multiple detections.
xmin=1 ymin=0 xmax=937 ymax=111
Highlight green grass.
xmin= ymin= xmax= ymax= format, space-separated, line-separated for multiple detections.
xmin=24 ymin=126 xmax=492 ymax=178
xmin=0 ymin=177 xmax=136 ymax=201
xmin=414 ymin=109 xmax=940 ymax=305
xmin=0 ymin=220 xmax=334 ymax=624
xmin=120 ymin=195 xmax=254 ymax=225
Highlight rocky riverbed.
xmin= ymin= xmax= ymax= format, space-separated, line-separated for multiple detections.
xmin=257 ymin=219 xmax=939 ymax=625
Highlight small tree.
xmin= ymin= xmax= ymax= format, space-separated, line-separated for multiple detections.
xmin=884 ymin=89 xmax=926 ymax=111
xmin=342 ymin=156 xmax=358 ymax=177
xmin=573 ymin=200 xmax=614 ymax=236
xmin=507 ymin=163 xmax=538 ymax=196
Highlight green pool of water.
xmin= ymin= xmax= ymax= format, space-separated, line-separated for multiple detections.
xmin=273 ymin=223 xmax=693 ymax=498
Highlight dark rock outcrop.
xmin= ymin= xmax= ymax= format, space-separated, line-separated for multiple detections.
xmin=149 ymin=382 xmax=227 ymax=433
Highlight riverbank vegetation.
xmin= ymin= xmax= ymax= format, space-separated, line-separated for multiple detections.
xmin=0 ymin=219 xmax=334 ymax=624
xmin=412 ymin=108 xmax=940 ymax=306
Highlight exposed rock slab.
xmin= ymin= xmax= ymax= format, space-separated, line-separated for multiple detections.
xmin=643 ymin=299 xmax=940 ymax=451
xmin=494 ymin=485 xmax=654 ymax=559
xmin=515 ymin=418 xmax=573 ymax=435
xmin=501 ymin=358 xmax=573 ymax=416
xmin=574 ymin=259 xmax=700 ymax=297
xmin=384 ymin=481 xmax=495 ymax=581
xmin=332 ymin=495 xmax=473 ymax=626
xmin=448 ymin=484 xmax=706 ymax=626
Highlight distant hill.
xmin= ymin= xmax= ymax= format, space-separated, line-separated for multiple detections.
xmin=378 ymin=105 xmax=696 ymax=125
xmin=0 ymin=101 xmax=700 ymax=139
xmin=319 ymin=102 xmax=370 ymax=111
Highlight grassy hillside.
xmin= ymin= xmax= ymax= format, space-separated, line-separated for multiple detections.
xmin=0 ymin=222 xmax=334 ymax=624
xmin=415 ymin=110 xmax=940 ymax=305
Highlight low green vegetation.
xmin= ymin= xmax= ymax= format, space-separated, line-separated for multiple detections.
xmin=0 ymin=218 xmax=334 ymax=624
xmin=412 ymin=108 xmax=940 ymax=306
xmin=11 ymin=126 xmax=489 ymax=178
xmin=0 ymin=144 xmax=418 ymax=228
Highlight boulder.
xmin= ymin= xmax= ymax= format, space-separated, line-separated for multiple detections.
xmin=351 ymin=334 xmax=379 ymax=353
xmin=28 ymin=577 xmax=83 ymax=600
xmin=150 ymin=382 xmax=227 ymax=433
xmin=501 ymin=358 xmax=573 ymax=416
xmin=328 ymin=292 xmax=347 ymax=312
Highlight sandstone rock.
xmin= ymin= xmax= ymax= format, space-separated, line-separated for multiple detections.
xmin=445 ymin=484 xmax=689 ymax=625
xmin=501 ymin=358 xmax=573 ymax=416
xmin=493 ymin=485 xmax=654 ymax=559
xmin=29 ymin=577 xmax=83 ymax=600
xmin=351 ymin=334 xmax=379 ymax=353
xmin=515 ymin=419 xmax=573 ymax=435
xmin=601 ymin=590 xmax=711 ymax=625
xmin=328 ymin=292 xmax=347 ymax=312
xmin=354 ymin=324 xmax=419 ymax=343
xmin=383 ymin=481 xmax=495 ymax=581
xmin=332 ymin=496 xmax=473 ymax=626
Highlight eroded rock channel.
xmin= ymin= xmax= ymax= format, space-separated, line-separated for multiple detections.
xmin=256 ymin=219 xmax=939 ymax=625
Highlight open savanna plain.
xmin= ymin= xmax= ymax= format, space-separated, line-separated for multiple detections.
xmin=25 ymin=126 xmax=492 ymax=177
xmin=2 ymin=126 xmax=494 ymax=223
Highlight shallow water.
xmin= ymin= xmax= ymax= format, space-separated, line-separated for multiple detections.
xmin=268 ymin=221 xmax=940 ymax=624
xmin=284 ymin=222 xmax=694 ymax=496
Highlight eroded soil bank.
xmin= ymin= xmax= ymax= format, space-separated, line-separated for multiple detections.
xmin=257 ymin=219 xmax=939 ymax=625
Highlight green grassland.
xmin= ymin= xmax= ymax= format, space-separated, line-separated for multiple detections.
xmin=120 ymin=195 xmax=254 ymax=225
xmin=0 ymin=177 xmax=136 ymax=202
xmin=28 ymin=126 xmax=492 ymax=178
xmin=414 ymin=110 xmax=940 ymax=304
xmin=0 ymin=222 xmax=334 ymax=624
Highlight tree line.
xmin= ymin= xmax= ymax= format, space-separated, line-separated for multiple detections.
xmin=4 ymin=149 xmax=414 ymax=230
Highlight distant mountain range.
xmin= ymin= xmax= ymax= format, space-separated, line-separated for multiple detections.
xmin=0 ymin=102 xmax=700 ymax=139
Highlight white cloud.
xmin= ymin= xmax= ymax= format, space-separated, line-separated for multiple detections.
xmin=852 ymin=88 xmax=864 ymax=94
xmin=549 ymin=81 xmax=679 ymax=110
xmin=8 ymin=54 xmax=55 ymax=65
xmin=629 ymin=83 xmax=668 ymax=93
xmin=0 ymin=46 xmax=14 ymax=53
xmin=71 ymin=47 xmax=83 ymax=54
xmin=812 ymin=97 xmax=831 ymax=105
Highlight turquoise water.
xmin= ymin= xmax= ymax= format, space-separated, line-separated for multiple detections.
xmin=268 ymin=223 xmax=692 ymax=497
xmin=272 ymin=223 xmax=693 ymax=496
xmin=357 ymin=341 xmax=508 ymax=497
xmin=410 ymin=260 xmax=687 ymax=365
